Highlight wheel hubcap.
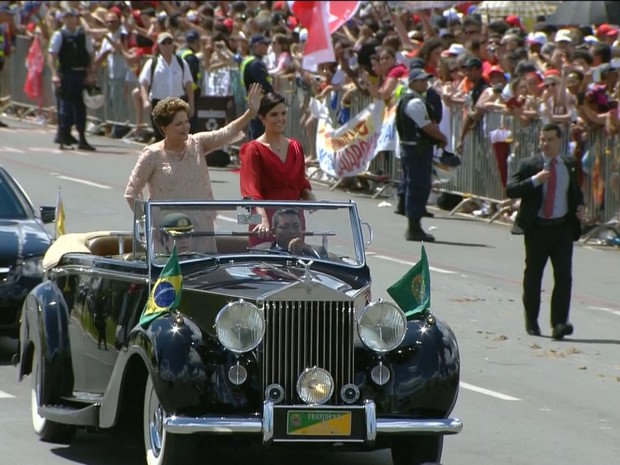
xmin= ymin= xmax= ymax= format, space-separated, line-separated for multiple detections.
xmin=149 ymin=392 xmax=164 ymax=457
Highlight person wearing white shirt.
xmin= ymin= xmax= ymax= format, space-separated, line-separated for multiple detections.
xmin=139 ymin=32 xmax=194 ymax=141
xmin=96 ymin=12 xmax=129 ymax=132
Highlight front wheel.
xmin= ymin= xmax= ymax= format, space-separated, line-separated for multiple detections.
xmin=390 ymin=435 xmax=443 ymax=465
xmin=30 ymin=350 xmax=76 ymax=443
xmin=143 ymin=376 xmax=198 ymax=465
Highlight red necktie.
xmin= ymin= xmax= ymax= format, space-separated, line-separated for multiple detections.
xmin=543 ymin=158 xmax=557 ymax=218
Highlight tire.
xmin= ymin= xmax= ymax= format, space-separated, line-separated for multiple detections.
xmin=143 ymin=376 xmax=199 ymax=465
xmin=390 ymin=435 xmax=443 ymax=465
xmin=30 ymin=350 xmax=76 ymax=443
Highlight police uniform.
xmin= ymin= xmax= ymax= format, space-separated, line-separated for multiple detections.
xmin=242 ymin=35 xmax=274 ymax=140
xmin=49 ymin=13 xmax=96 ymax=150
xmin=395 ymin=69 xmax=446 ymax=242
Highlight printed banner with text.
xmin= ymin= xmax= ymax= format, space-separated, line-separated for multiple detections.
xmin=315 ymin=98 xmax=399 ymax=178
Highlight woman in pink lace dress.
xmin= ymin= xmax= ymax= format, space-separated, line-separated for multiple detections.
xmin=124 ymin=83 xmax=262 ymax=253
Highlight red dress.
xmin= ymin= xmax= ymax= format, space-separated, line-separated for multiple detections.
xmin=239 ymin=138 xmax=312 ymax=246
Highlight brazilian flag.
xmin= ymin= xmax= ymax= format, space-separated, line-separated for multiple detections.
xmin=139 ymin=245 xmax=182 ymax=327
xmin=387 ymin=245 xmax=431 ymax=318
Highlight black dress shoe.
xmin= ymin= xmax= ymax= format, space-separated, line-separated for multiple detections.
xmin=78 ymin=141 xmax=96 ymax=151
xmin=422 ymin=210 xmax=435 ymax=218
xmin=0 ymin=120 xmax=8 ymax=128
xmin=551 ymin=323 xmax=574 ymax=341
xmin=526 ymin=324 xmax=541 ymax=336
xmin=394 ymin=197 xmax=405 ymax=216
xmin=405 ymin=229 xmax=435 ymax=242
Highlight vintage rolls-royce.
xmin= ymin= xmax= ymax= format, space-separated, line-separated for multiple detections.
xmin=17 ymin=199 xmax=461 ymax=465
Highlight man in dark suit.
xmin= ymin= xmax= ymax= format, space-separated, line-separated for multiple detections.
xmin=506 ymin=123 xmax=585 ymax=340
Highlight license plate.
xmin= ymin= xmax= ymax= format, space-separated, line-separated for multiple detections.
xmin=287 ymin=410 xmax=352 ymax=436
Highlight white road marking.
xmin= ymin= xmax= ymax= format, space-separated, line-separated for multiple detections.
xmin=27 ymin=147 xmax=63 ymax=154
xmin=54 ymin=175 xmax=112 ymax=189
xmin=0 ymin=146 xmax=25 ymax=153
xmin=372 ymin=254 xmax=457 ymax=274
xmin=460 ymin=382 xmax=521 ymax=401
xmin=0 ymin=390 xmax=15 ymax=399
xmin=589 ymin=306 xmax=620 ymax=317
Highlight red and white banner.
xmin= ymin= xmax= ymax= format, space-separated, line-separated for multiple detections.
xmin=289 ymin=1 xmax=361 ymax=71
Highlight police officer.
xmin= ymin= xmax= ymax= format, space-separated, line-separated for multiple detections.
xmin=240 ymin=34 xmax=274 ymax=140
xmin=159 ymin=212 xmax=195 ymax=254
xmin=394 ymin=61 xmax=443 ymax=218
xmin=48 ymin=8 xmax=97 ymax=151
xmin=395 ymin=68 xmax=448 ymax=242
xmin=178 ymin=30 xmax=202 ymax=133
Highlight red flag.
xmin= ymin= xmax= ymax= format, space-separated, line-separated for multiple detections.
xmin=328 ymin=1 xmax=363 ymax=33
xmin=289 ymin=1 xmax=334 ymax=71
xmin=23 ymin=35 xmax=44 ymax=106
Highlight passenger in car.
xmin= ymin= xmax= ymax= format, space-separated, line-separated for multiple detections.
xmin=239 ymin=92 xmax=316 ymax=247
xmin=124 ymin=84 xmax=263 ymax=253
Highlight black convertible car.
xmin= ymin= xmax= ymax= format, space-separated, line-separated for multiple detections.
xmin=17 ymin=199 xmax=461 ymax=465
xmin=0 ymin=166 xmax=55 ymax=337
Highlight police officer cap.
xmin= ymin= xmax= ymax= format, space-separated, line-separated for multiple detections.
xmin=161 ymin=213 xmax=194 ymax=236
xmin=408 ymin=58 xmax=426 ymax=69
xmin=250 ymin=34 xmax=272 ymax=46
xmin=186 ymin=30 xmax=201 ymax=43
xmin=409 ymin=68 xmax=432 ymax=82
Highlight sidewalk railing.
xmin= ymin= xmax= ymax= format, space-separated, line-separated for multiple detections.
xmin=3 ymin=36 xmax=619 ymax=240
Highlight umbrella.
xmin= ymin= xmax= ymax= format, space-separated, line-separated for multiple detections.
xmin=387 ymin=1 xmax=467 ymax=12
xmin=475 ymin=1 xmax=559 ymax=20
xmin=547 ymin=1 xmax=620 ymax=26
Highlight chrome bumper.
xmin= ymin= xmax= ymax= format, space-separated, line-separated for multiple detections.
xmin=164 ymin=400 xmax=463 ymax=441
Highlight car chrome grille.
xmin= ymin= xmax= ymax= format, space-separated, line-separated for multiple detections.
xmin=262 ymin=300 xmax=355 ymax=405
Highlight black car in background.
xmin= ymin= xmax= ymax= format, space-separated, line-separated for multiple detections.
xmin=0 ymin=166 xmax=55 ymax=337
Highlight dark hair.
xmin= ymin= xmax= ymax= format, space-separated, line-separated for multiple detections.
xmin=488 ymin=20 xmax=510 ymax=36
xmin=152 ymin=98 xmax=190 ymax=129
xmin=417 ymin=37 xmax=444 ymax=65
xmin=572 ymin=49 xmax=593 ymax=65
xmin=272 ymin=208 xmax=301 ymax=229
xmin=258 ymin=93 xmax=286 ymax=116
xmin=592 ymin=43 xmax=612 ymax=63
xmin=541 ymin=123 xmax=562 ymax=139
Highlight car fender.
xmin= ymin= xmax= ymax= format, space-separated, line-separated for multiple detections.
xmin=357 ymin=314 xmax=460 ymax=418
xmin=18 ymin=281 xmax=74 ymax=400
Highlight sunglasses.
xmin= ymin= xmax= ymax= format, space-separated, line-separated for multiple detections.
xmin=464 ymin=30 xmax=479 ymax=35
xmin=544 ymin=82 xmax=557 ymax=88
xmin=160 ymin=39 xmax=173 ymax=45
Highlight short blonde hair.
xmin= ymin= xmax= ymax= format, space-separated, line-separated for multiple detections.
xmin=152 ymin=98 xmax=190 ymax=129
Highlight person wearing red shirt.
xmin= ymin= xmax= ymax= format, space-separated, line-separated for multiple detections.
xmin=240 ymin=92 xmax=316 ymax=246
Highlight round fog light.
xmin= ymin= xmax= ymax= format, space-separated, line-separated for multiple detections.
xmin=371 ymin=362 xmax=390 ymax=386
xmin=296 ymin=367 xmax=334 ymax=405
xmin=340 ymin=384 xmax=360 ymax=404
xmin=265 ymin=384 xmax=285 ymax=403
xmin=228 ymin=363 xmax=247 ymax=385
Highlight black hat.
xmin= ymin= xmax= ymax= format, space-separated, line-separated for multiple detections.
xmin=463 ymin=57 xmax=483 ymax=69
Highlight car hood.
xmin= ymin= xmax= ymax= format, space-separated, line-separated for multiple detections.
xmin=0 ymin=219 xmax=52 ymax=260
xmin=184 ymin=262 xmax=361 ymax=301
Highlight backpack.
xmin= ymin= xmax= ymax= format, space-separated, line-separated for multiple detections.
xmin=148 ymin=54 xmax=185 ymax=94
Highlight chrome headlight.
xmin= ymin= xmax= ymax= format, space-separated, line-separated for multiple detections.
xmin=215 ymin=300 xmax=265 ymax=353
xmin=20 ymin=257 xmax=44 ymax=277
xmin=296 ymin=367 xmax=334 ymax=405
xmin=357 ymin=300 xmax=407 ymax=353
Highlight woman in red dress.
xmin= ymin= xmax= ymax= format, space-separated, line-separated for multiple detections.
xmin=240 ymin=93 xmax=316 ymax=246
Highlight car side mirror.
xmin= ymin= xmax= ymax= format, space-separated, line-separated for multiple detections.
xmin=361 ymin=221 xmax=373 ymax=248
xmin=40 ymin=206 xmax=55 ymax=224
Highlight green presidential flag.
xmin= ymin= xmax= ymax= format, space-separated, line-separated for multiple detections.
xmin=139 ymin=245 xmax=182 ymax=327
xmin=387 ymin=245 xmax=431 ymax=317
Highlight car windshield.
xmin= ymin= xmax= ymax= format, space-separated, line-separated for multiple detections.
xmin=0 ymin=170 xmax=29 ymax=219
xmin=138 ymin=200 xmax=365 ymax=267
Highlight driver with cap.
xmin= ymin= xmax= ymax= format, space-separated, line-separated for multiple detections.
xmin=395 ymin=68 xmax=447 ymax=242
xmin=159 ymin=212 xmax=195 ymax=254
xmin=253 ymin=209 xmax=322 ymax=258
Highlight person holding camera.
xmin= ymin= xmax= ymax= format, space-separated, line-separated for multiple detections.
xmin=395 ymin=68 xmax=448 ymax=242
